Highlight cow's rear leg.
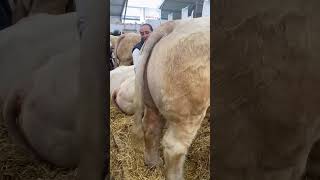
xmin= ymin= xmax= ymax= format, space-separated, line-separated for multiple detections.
xmin=143 ymin=107 xmax=164 ymax=168
xmin=162 ymin=110 xmax=207 ymax=180
xmin=132 ymin=109 xmax=144 ymax=139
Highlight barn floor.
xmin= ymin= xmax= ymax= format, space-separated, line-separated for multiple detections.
xmin=110 ymin=105 xmax=210 ymax=180
xmin=0 ymin=105 xmax=209 ymax=180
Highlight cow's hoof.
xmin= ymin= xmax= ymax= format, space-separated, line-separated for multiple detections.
xmin=144 ymin=157 xmax=163 ymax=169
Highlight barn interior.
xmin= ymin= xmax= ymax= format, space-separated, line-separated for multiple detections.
xmin=0 ymin=0 xmax=210 ymax=179
xmin=110 ymin=0 xmax=210 ymax=179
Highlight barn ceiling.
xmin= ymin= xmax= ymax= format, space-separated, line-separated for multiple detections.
xmin=110 ymin=0 xmax=205 ymax=20
xmin=110 ymin=0 xmax=127 ymax=17
xmin=160 ymin=0 xmax=204 ymax=19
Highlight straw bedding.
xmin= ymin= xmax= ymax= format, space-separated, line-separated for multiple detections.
xmin=0 ymin=104 xmax=209 ymax=180
xmin=110 ymin=105 xmax=210 ymax=180
xmin=0 ymin=117 xmax=76 ymax=180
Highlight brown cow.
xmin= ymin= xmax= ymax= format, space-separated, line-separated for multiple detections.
xmin=133 ymin=16 xmax=210 ymax=180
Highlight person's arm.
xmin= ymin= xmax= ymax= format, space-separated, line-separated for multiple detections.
xmin=132 ymin=48 xmax=140 ymax=72
xmin=132 ymin=48 xmax=140 ymax=65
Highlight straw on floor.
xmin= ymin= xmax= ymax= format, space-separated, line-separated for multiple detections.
xmin=110 ymin=105 xmax=210 ymax=180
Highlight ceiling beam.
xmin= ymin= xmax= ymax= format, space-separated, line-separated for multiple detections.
xmin=161 ymin=9 xmax=181 ymax=13
xmin=109 ymin=4 xmax=123 ymax=8
xmin=120 ymin=0 xmax=128 ymax=17
xmin=159 ymin=0 xmax=168 ymax=9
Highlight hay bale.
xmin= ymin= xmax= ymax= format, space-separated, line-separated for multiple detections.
xmin=110 ymin=105 xmax=210 ymax=180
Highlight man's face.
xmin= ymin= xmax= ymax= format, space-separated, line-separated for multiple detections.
xmin=139 ymin=25 xmax=152 ymax=42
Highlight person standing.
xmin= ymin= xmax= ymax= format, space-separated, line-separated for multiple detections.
xmin=131 ymin=23 xmax=153 ymax=70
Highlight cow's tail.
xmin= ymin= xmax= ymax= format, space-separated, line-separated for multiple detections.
xmin=133 ymin=21 xmax=176 ymax=134
xmin=113 ymin=34 xmax=125 ymax=67
xmin=2 ymin=88 xmax=33 ymax=153
xmin=111 ymin=89 xmax=129 ymax=115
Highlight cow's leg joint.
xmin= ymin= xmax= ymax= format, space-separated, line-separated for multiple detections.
xmin=162 ymin=128 xmax=189 ymax=180
xmin=143 ymin=108 xmax=163 ymax=168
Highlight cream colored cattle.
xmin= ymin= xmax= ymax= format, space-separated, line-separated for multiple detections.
xmin=110 ymin=34 xmax=119 ymax=50
xmin=114 ymin=32 xmax=140 ymax=67
xmin=110 ymin=65 xmax=134 ymax=97
xmin=133 ymin=16 xmax=210 ymax=180
xmin=109 ymin=35 xmax=119 ymax=69
xmin=112 ymin=75 xmax=135 ymax=115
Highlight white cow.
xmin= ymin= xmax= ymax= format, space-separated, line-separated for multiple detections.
xmin=110 ymin=65 xmax=134 ymax=97
xmin=111 ymin=75 xmax=135 ymax=115
xmin=133 ymin=16 xmax=210 ymax=180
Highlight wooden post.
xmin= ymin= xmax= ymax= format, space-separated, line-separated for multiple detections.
xmin=76 ymin=0 xmax=108 ymax=179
